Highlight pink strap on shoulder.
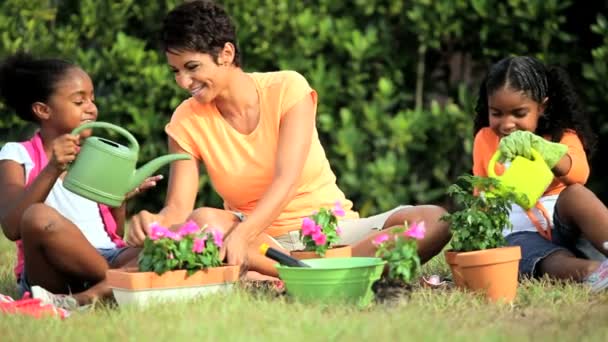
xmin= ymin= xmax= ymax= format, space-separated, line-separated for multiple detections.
xmin=99 ymin=204 xmax=126 ymax=248
xmin=21 ymin=132 xmax=45 ymax=186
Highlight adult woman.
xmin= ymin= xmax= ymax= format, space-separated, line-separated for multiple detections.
xmin=128 ymin=0 xmax=451 ymax=277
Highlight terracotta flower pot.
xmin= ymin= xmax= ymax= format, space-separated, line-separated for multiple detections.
xmin=106 ymin=265 xmax=240 ymax=306
xmin=444 ymin=250 xmax=464 ymax=288
xmin=455 ymin=246 xmax=521 ymax=303
xmin=290 ymin=245 xmax=352 ymax=260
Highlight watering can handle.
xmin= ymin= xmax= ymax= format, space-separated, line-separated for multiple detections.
xmin=488 ymin=148 xmax=543 ymax=178
xmin=71 ymin=121 xmax=139 ymax=152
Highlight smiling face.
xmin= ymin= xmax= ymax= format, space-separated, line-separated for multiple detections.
xmin=488 ymin=86 xmax=547 ymax=138
xmin=40 ymin=67 xmax=98 ymax=138
xmin=166 ymin=50 xmax=230 ymax=104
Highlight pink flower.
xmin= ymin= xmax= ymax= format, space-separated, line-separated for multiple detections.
xmin=404 ymin=221 xmax=426 ymax=240
xmin=332 ymin=201 xmax=345 ymax=217
xmin=178 ymin=220 xmax=200 ymax=236
xmin=167 ymin=231 xmax=182 ymax=241
xmin=312 ymin=231 xmax=327 ymax=246
xmin=192 ymin=237 xmax=207 ymax=253
xmin=212 ymin=229 xmax=224 ymax=248
xmin=314 ymin=224 xmax=322 ymax=235
xmin=372 ymin=233 xmax=389 ymax=246
xmin=301 ymin=217 xmax=317 ymax=236
xmin=149 ymin=222 xmax=185 ymax=241
xmin=167 ymin=252 xmax=174 ymax=259
xmin=149 ymin=222 xmax=169 ymax=240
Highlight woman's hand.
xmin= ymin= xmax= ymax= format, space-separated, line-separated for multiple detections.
xmin=127 ymin=210 xmax=163 ymax=247
xmin=49 ymin=134 xmax=81 ymax=172
xmin=220 ymin=229 xmax=249 ymax=267
xmin=125 ymin=175 xmax=164 ymax=200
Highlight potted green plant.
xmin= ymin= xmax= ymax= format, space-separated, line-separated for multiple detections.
xmin=106 ymin=220 xmax=240 ymax=307
xmin=371 ymin=220 xmax=426 ymax=303
xmin=291 ymin=201 xmax=352 ymax=259
xmin=441 ymin=174 xmax=522 ymax=302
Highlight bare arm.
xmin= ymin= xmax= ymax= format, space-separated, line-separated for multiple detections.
xmin=110 ymin=203 xmax=127 ymax=237
xmin=552 ymin=133 xmax=589 ymax=184
xmin=0 ymin=160 xmax=62 ymax=240
xmin=552 ymin=154 xmax=573 ymax=178
xmin=0 ymin=134 xmax=79 ymax=241
xmin=127 ymin=137 xmax=199 ymax=246
xmin=231 ymin=93 xmax=316 ymax=242
xmin=159 ymin=137 xmax=200 ymax=224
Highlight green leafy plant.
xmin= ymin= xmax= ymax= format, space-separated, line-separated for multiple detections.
xmin=138 ymin=220 xmax=223 ymax=276
xmin=441 ymin=174 xmax=518 ymax=252
xmin=299 ymin=202 xmax=345 ymax=257
xmin=373 ymin=221 xmax=425 ymax=284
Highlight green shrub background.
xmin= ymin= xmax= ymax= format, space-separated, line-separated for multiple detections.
xmin=1 ymin=0 xmax=607 ymax=216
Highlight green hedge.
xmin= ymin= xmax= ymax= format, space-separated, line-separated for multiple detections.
xmin=1 ymin=0 xmax=607 ymax=216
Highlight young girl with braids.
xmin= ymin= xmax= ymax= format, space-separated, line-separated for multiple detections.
xmin=472 ymin=56 xmax=608 ymax=291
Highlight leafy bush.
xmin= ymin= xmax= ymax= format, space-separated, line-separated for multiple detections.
xmin=440 ymin=175 xmax=518 ymax=252
xmin=1 ymin=0 xmax=606 ymax=220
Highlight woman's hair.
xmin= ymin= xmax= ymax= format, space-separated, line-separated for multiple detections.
xmin=160 ymin=0 xmax=241 ymax=67
xmin=0 ymin=52 xmax=76 ymax=122
xmin=473 ymin=56 xmax=597 ymax=157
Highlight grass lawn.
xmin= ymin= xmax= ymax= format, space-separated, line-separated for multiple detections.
xmin=1 ymin=235 xmax=607 ymax=341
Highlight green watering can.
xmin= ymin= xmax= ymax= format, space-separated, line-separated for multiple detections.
xmin=63 ymin=121 xmax=191 ymax=207
xmin=487 ymin=148 xmax=553 ymax=210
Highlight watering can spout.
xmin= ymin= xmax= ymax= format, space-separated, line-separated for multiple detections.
xmin=130 ymin=153 xmax=191 ymax=191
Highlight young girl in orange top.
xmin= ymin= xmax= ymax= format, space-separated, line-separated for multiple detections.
xmin=473 ymin=56 xmax=608 ymax=291
xmin=128 ymin=0 xmax=451 ymax=278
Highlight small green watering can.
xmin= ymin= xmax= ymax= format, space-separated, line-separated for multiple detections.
xmin=487 ymin=148 xmax=553 ymax=209
xmin=63 ymin=121 xmax=191 ymax=207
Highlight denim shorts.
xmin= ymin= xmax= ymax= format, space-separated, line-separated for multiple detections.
xmin=506 ymin=207 xmax=604 ymax=277
xmin=17 ymin=247 xmax=129 ymax=297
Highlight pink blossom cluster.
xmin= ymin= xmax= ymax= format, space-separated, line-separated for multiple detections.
xmin=300 ymin=201 xmax=346 ymax=246
xmin=372 ymin=221 xmax=426 ymax=246
xmin=192 ymin=229 xmax=223 ymax=253
xmin=149 ymin=220 xmax=224 ymax=253
xmin=301 ymin=217 xmax=327 ymax=246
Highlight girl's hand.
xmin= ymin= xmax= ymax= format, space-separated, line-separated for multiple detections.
xmin=125 ymin=175 xmax=164 ymax=200
xmin=49 ymin=134 xmax=80 ymax=172
xmin=499 ymin=131 xmax=567 ymax=168
xmin=498 ymin=131 xmax=534 ymax=161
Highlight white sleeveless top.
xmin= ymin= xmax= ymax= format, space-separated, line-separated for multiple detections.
xmin=0 ymin=142 xmax=115 ymax=248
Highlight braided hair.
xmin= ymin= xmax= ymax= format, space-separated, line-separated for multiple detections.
xmin=474 ymin=56 xmax=596 ymax=157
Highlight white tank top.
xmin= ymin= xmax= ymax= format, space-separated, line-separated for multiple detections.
xmin=0 ymin=142 xmax=116 ymax=249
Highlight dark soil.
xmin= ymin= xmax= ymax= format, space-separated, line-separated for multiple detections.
xmin=239 ymin=280 xmax=286 ymax=298
xmin=372 ymin=278 xmax=413 ymax=305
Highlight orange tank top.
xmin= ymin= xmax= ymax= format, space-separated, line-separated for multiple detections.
xmin=165 ymin=71 xmax=358 ymax=236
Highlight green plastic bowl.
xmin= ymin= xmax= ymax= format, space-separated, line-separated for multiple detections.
xmin=275 ymin=257 xmax=385 ymax=306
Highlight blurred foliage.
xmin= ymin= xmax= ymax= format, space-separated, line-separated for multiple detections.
xmin=1 ymin=0 xmax=607 ymax=216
